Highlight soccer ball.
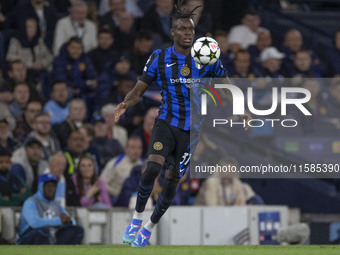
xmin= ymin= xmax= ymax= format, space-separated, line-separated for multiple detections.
xmin=191 ymin=37 xmax=221 ymax=66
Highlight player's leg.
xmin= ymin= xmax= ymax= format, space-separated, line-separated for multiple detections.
xmin=132 ymin=127 xmax=191 ymax=247
xmin=122 ymin=119 xmax=175 ymax=244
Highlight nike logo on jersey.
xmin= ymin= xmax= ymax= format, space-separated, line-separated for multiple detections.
xmin=166 ymin=63 xmax=176 ymax=67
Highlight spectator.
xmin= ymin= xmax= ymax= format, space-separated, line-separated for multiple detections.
xmin=258 ymin=47 xmax=285 ymax=78
xmin=78 ymin=124 xmax=102 ymax=172
xmin=107 ymin=76 xmax=144 ymax=133
xmin=112 ymin=11 xmax=136 ymax=51
xmin=11 ymin=137 xmax=48 ymax=192
xmin=116 ymin=164 xmax=154 ymax=209
xmin=101 ymin=103 xmax=128 ymax=148
xmin=298 ymin=78 xmax=327 ymax=133
xmin=22 ymin=113 xmax=60 ymax=161
xmin=248 ymin=30 xmax=272 ymax=68
xmin=5 ymin=0 xmax=57 ymax=49
xmin=2 ymin=60 xmax=41 ymax=101
xmin=214 ymin=30 xmax=233 ymax=70
xmin=0 ymin=149 xmax=31 ymax=206
xmin=129 ymin=30 xmax=154 ymax=75
xmin=99 ymin=0 xmax=126 ymax=32
xmin=53 ymin=0 xmax=97 ymax=55
xmin=72 ymin=155 xmax=112 ymax=208
xmin=47 ymin=152 xmax=80 ymax=207
xmin=132 ymin=107 xmax=159 ymax=158
xmin=97 ymin=56 xmax=137 ymax=108
xmin=183 ymin=0 xmax=213 ymax=37
xmin=17 ymin=173 xmax=84 ymax=245
xmin=0 ymin=117 xmax=20 ymax=153
xmin=43 ymin=81 xmax=69 ymax=125
xmin=281 ymin=29 xmax=325 ymax=76
xmin=6 ymin=18 xmax=53 ymax=83
xmin=291 ymin=50 xmax=322 ymax=78
xmin=52 ymin=37 xmax=97 ymax=98
xmin=8 ymin=82 xmax=30 ymax=119
xmin=0 ymin=103 xmax=16 ymax=131
xmin=100 ymin=136 xmax=144 ymax=204
xmin=228 ymin=9 xmax=267 ymax=51
xmin=98 ymin=0 xmax=144 ymax=17
xmin=325 ymin=78 xmax=340 ymax=118
xmin=88 ymin=28 xmax=119 ymax=75
xmin=53 ymin=98 xmax=86 ymax=149
xmin=328 ymin=29 xmax=340 ymax=76
xmin=63 ymin=129 xmax=86 ymax=179
xmin=195 ymin=157 xmax=262 ymax=206
xmin=14 ymin=100 xmax=43 ymax=143
xmin=140 ymin=0 xmax=173 ymax=46
xmin=92 ymin=115 xmax=124 ymax=166
xmin=229 ymin=50 xmax=261 ymax=78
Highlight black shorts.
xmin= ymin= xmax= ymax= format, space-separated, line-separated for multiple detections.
xmin=148 ymin=119 xmax=200 ymax=177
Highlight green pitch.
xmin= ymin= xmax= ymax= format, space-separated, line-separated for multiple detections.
xmin=2 ymin=245 xmax=340 ymax=255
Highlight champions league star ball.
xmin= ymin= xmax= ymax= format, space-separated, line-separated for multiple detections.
xmin=191 ymin=37 xmax=221 ymax=66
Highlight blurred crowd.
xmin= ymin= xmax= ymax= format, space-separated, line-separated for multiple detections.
xmin=0 ymin=0 xmax=339 ymax=217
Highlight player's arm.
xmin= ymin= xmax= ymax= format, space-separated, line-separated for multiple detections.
xmin=114 ymin=80 xmax=148 ymax=123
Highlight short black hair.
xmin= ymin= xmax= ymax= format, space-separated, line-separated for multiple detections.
xmin=171 ymin=0 xmax=201 ymax=27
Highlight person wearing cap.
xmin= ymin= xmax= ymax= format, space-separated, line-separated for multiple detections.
xmin=10 ymin=137 xmax=48 ymax=192
xmin=0 ymin=117 xmax=20 ymax=154
xmin=92 ymin=115 xmax=124 ymax=166
xmin=17 ymin=173 xmax=84 ymax=245
xmin=259 ymin=47 xmax=286 ymax=78
xmin=0 ymin=149 xmax=31 ymax=206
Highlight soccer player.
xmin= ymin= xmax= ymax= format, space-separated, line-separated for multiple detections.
xmin=116 ymin=2 xmax=250 ymax=247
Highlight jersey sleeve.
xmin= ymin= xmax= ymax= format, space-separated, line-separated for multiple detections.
xmin=139 ymin=49 xmax=161 ymax=85
xmin=210 ymin=59 xmax=228 ymax=78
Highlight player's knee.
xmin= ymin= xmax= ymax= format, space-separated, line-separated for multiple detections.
xmin=141 ymin=161 xmax=162 ymax=186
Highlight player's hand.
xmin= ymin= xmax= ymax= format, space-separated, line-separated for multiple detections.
xmin=114 ymin=102 xmax=128 ymax=123
xmin=240 ymin=111 xmax=252 ymax=131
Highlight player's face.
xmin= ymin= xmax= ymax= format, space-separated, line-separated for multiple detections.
xmin=171 ymin=18 xmax=195 ymax=49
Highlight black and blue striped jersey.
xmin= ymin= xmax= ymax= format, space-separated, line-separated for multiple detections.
xmin=140 ymin=45 xmax=227 ymax=131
